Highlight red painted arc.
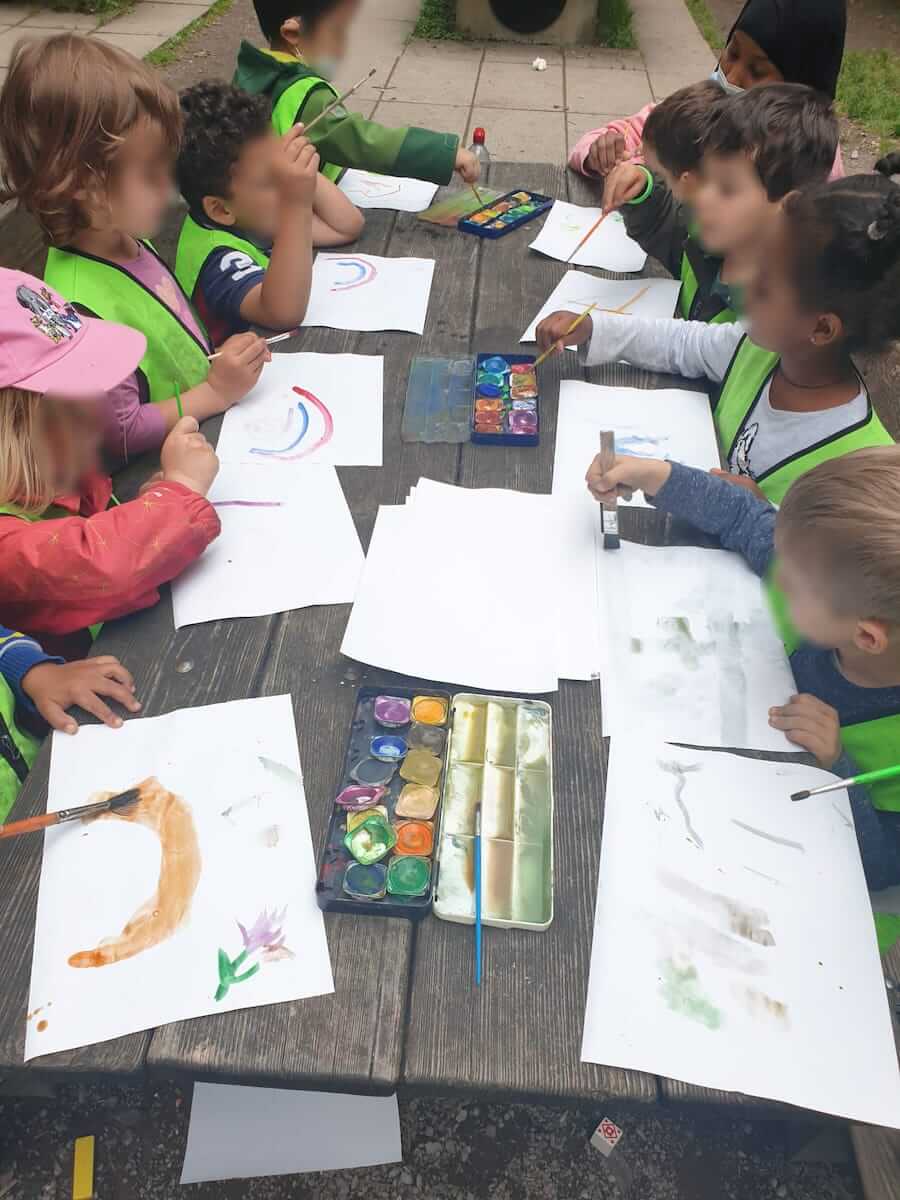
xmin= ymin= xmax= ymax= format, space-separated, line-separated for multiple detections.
xmin=284 ymin=386 xmax=334 ymax=460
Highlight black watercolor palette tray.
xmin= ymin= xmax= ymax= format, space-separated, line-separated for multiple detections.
xmin=315 ymin=686 xmax=452 ymax=918
xmin=472 ymin=353 xmax=540 ymax=446
xmin=458 ymin=189 xmax=553 ymax=239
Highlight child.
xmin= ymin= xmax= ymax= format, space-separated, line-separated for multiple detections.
xmin=234 ymin=0 xmax=480 ymax=186
xmin=537 ymin=157 xmax=896 ymax=510
xmin=0 ymin=268 xmax=222 ymax=660
xmin=602 ymin=80 xmax=733 ymax=324
xmin=603 ymin=83 xmax=838 ymax=326
xmin=0 ymin=628 xmax=140 ymax=820
xmin=0 ymin=35 xmax=269 ymax=465
xmin=584 ymin=446 xmax=900 ymax=946
xmin=175 ymin=81 xmax=362 ymax=345
xmin=569 ymin=0 xmax=846 ymax=183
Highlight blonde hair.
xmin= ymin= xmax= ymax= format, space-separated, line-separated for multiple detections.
xmin=777 ymin=446 xmax=900 ymax=622
xmin=0 ymin=388 xmax=55 ymax=515
xmin=0 ymin=33 xmax=182 ymax=245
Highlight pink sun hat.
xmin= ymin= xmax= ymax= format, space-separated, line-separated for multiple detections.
xmin=0 ymin=268 xmax=146 ymax=396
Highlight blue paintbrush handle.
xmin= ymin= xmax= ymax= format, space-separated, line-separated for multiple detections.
xmin=474 ymin=811 xmax=482 ymax=986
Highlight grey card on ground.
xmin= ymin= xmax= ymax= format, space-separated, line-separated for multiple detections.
xmin=181 ymin=1083 xmax=402 ymax=1183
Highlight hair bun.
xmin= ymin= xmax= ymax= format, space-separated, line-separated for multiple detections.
xmin=866 ymin=186 xmax=900 ymax=247
xmin=875 ymin=151 xmax=900 ymax=179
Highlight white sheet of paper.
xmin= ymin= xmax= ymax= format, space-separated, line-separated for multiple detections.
xmin=554 ymin=381 xmax=721 ymax=508
xmin=529 ymin=201 xmax=647 ymax=271
xmin=171 ymin=464 xmax=363 ymax=628
xmin=303 ymin=253 xmax=435 ymax=333
xmin=521 ymin=272 xmax=681 ymax=342
xmin=216 ymin=353 xmax=383 ymax=468
xmin=25 ymin=696 xmax=333 ymax=1061
xmin=338 ymin=168 xmax=438 ymax=212
xmin=341 ymin=481 xmax=561 ymax=692
xmin=582 ymin=740 xmax=900 ymax=1128
xmin=599 ymin=542 xmax=795 ymax=750
xmin=181 ymin=1084 xmax=402 ymax=1183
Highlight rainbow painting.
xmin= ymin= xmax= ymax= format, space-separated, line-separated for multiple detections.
xmin=250 ymin=387 xmax=334 ymax=462
xmin=330 ymin=256 xmax=378 ymax=291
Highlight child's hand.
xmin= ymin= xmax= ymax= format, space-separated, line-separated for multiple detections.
xmin=207 ymin=332 xmax=270 ymax=407
xmin=585 ymin=453 xmax=671 ymax=503
xmin=275 ymin=125 xmax=320 ymax=206
xmin=454 ymin=147 xmax=481 ymax=183
xmin=22 ymin=657 xmax=141 ymax=734
xmin=710 ymin=469 xmax=767 ymax=502
xmin=536 ymin=310 xmax=594 ymax=357
xmin=603 ymin=163 xmax=648 ymax=213
xmin=768 ymin=694 xmax=842 ymax=768
xmin=586 ymin=131 xmax=626 ymax=176
xmin=161 ymin=415 xmax=219 ymax=497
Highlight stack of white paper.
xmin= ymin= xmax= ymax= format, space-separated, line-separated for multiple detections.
xmin=341 ymin=479 xmax=563 ymax=693
xmin=582 ymin=739 xmax=900 ymax=1127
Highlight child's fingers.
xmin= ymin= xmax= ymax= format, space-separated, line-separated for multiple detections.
xmin=95 ymin=659 xmax=135 ymax=691
xmin=37 ymin=698 xmax=78 ymax=735
xmin=94 ymin=677 xmax=142 ymax=714
xmin=76 ymin=689 xmax=123 ymax=729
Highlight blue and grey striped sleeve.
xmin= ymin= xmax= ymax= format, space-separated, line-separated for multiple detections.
xmin=0 ymin=628 xmax=61 ymax=711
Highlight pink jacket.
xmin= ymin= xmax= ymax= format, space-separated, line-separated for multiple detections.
xmin=568 ymin=102 xmax=845 ymax=181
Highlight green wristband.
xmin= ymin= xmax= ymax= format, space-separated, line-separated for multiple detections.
xmin=626 ymin=166 xmax=654 ymax=205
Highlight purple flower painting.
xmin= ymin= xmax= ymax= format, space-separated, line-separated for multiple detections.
xmin=215 ymin=907 xmax=295 ymax=1002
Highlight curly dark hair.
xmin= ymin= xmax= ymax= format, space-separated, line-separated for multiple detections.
xmin=704 ymin=82 xmax=837 ymax=202
xmin=176 ymin=81 xmax=272 ymax=213
xmin=782 ymin=157 xmax=900 ymax=355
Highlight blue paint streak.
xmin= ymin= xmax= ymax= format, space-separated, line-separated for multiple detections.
xmin=251 ymin=401 xmax=309 ymax=456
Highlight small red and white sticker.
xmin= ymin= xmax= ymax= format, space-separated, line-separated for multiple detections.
xmin=590 ymin=1118 xmax=624 ymax=1157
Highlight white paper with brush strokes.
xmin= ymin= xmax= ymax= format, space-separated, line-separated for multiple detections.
xmin=529 ymin=201 xmax=647 ymax=271
xmin=25 ymin=696 xmax=333 ymax=1060
xmin=582 ymin=740 xmax=900 ymax=1128
xmin=521 ymin=272 xmax=682 ymax=342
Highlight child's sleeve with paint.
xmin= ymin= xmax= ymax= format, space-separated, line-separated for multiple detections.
xmin=581 ymin=311 xmax=743 ymax=379
xmin=568 ymin=103 xmax=654 ymax=176
xmin=833 ymin=750 xmax=900 ymax=891
xmin=0 ymin=627 xmax=61 ymax=711
xmin=651 ymin=463 xmax=777 ymax=577
xmin=300 ymin=90 xmax=459 ymax=185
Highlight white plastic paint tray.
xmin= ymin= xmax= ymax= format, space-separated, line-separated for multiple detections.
xmin=434 ymin=693 xmax=554 ymax=931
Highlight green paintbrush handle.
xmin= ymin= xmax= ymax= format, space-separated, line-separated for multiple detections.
xmin=849 ymin=763 xmax=900 ymax=788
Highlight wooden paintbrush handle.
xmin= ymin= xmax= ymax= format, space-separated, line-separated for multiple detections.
xmin=0 ymin=812 xmax=56 ymax=839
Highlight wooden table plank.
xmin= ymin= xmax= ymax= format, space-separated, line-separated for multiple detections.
xmin=145 ymin=182 xmax=480 ymax=1090
xmin=402 ymin=162 xmax=656 ymax=1104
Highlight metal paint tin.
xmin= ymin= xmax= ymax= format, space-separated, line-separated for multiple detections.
xmin=346 ymin=803 xmax=388 ymax=833
xmin=387 ymin=855 xmax=432 ymax=897
xmin=344 ymin=811 xmax=396 ymax=864
xmin=373 ymin=695 xmax=412 ymax=727
xmin=408 ymin=722 xmax=446 ymax=755
xmin=343 ymin=862 xmax=388 ymax=900
xmin=395 ymin=819 xmax=435 ymax=857
xmin=400 ymin=749 xmax=443 ymax=787
xmin=411 ymin=696 xmax=448 ymax=725
xmin=370 ymin=734 xmax=408 ymax=762
xmin=334 ymin=784 xmax=386 ymax=811
xmin=350 ymin=758 xmax=397 ymax=786
xmin=395 ymin=783 xmax=439 ymax=820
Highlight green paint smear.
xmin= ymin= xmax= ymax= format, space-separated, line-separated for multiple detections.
xmin=660 ymin=958 xmax=722 ymax=1030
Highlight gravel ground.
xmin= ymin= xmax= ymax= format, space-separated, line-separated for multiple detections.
xmin=0 ymin=1082 xmax=863 ymax=1199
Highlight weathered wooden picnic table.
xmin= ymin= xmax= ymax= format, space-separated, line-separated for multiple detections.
xmin=0 ymin=162 xmax=891 ymax=1120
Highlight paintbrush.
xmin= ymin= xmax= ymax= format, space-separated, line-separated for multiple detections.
xmin=175 ymin=381 xmax=183 ymax=421
xmin=791 ymin=764 xmax=900 ymax=802
xmin=474 ymin=804 xmax=482 ymax=986
xmin=566 ymin=209 xmax=610 ymax=263
xmin=0 ymin=788 xmax=141 ymax=841
xmin=207 ymin=328 xmax=300 ymax=362
xmin=598 ymin=430 xmax=620 ymax=550
xmin=301 ymin=68 xmax=377 ymax=134
xmin=533 ymin=302 xmax=598 ymax=368
xmin=469 ymin=183 xmax=483 ymax=208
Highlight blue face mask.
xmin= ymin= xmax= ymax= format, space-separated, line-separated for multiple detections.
xmin=710 ymin=63 xmax=745 ymax=96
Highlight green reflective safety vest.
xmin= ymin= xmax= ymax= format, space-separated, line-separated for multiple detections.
xmin=0 ymin=682 xmax=38 ymax=824
xmin=44 ymin=243 xmax=211 ymax=406
xmin=714 ymin=337 xmax=893 ymax=506
xmin=175 ymin=214 xmax=271 ymax=302
xmin=270 ymin=73 xmax=343 ymax=182
xmin=679 ymin=250 xmax=736 ymax=325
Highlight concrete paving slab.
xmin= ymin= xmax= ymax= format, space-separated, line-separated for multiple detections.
xmin=369 ymin=99 xmax=470 ymax=143
xmin=348 ymin=15 xmax=414 ymax=55
xmin=479 ymin=42 xmax=563 ymax=65
xmin=92 ymin=29 xmax=169 ymax=56
xmin=101 ymin=1 xmax=206 ymax=36
xmin=333 ymin=48 xmax=405 ymax=101
xmin=19 ymin=10 xmax=100 ymax=29
xmin=0 ymin=25 xmax=29 ymax=65
xmin=564 ymin=113 xmax=622 ymax=169
xmin=475 ymin=58 xmax=564 ymax=111
xmin=368 ymin=0 xmax=421 ymax=18
xmin=402 ymin=37 xmax=484 ymax=59
xmin=649 ymin=69 xmax=709 ymax=100
xmin=565 ymin=45 xmax=645 ymax=69
xmin=0 ymin=5 xmax=37 ymax=26
xmin=469 ymin=106 xmax=566 ymax=164
xmin=566 ymin=63 xmax=653 ymax=116
xmin=387 ymin=41 xmax=481 ymax=106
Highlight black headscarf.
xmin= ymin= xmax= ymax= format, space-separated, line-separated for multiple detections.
xmin=727 ymin=0 xmax=847 ymax=98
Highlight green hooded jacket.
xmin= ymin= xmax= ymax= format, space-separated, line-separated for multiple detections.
xmin=234 ymin=42 xmax=460 ymax=185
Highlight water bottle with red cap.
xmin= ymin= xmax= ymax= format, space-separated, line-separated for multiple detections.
xmin=468 ymin=127 xmax=491 ymax=165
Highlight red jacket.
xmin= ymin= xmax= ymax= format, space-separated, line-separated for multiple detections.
xmin=0 ymin=472 xmax=220 ymax=658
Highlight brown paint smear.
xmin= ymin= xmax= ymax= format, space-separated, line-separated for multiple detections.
xmin=36 ymin=1020 xmax=48 ymax=1032
xmin=68 ymin=778 xmax=201 ymax=970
